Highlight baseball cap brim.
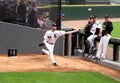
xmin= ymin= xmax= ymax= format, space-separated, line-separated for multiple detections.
xmin=52 ymin=23 xmax=57 ymax=26
xmin=105 ymin=15 xmax=109 ymax=18
xmin=89 ymin=15 xmax=93 ymax=19
xmin=92 ymin=16 xmax=96 ymax=19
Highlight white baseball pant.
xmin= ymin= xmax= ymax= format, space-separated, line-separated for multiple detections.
xmin=42 ymin=41 xmax=56 ymax=63
xmin=96 ymin=34 xmax=111 ymax=59
xmin=87 ymin=35 xmax=98 ymax=49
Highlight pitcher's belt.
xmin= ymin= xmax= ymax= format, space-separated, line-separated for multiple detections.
xmin=46 ymin=41 xmax=54 ymax=45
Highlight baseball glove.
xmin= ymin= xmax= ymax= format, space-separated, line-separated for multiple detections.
xmin=38 ymin=43 xmax=45 ymax=47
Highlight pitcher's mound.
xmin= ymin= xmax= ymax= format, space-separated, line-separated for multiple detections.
xmin=0 ymin=54 xmax=120 ymax=81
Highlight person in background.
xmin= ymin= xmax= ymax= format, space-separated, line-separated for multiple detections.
xmin=0 ymin=1 xmax=9 ymax=21
xmin=17 ymin=0 xmax=26 ymax=24
xmin=28 ymin=1 xmax=38 ymax=27
xmin=95 ymin=15 xmax=113 ymax=60
xmin=55 ymin=13 xmax=65 ymax=30
xmin=37 ymin=15 xmax=46 ymax=29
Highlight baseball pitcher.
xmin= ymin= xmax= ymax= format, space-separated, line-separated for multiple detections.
xmin=41 ymin=23 xmax=78 ymax=66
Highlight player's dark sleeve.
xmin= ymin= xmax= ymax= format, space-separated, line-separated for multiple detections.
xmin=84 ymin=24 xmax=88 ymax=33
xmin=84 ymin=23 xmax=91 ymax=34
xmin=108 ymin=21 xmax=113 ymax=34
xmin=109 ymin=22 xmax=113 ymax=32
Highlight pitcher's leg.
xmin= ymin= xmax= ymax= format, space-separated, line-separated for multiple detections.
xmin=43 ymin=41 xmax=58 ymax=66
xmin=49 ymin=49 xmax=56 ymax=63
xmin=42 ymin=49 xmax=49 ymax=55
xmin=42 ymin=42 xmax=51 ymax=55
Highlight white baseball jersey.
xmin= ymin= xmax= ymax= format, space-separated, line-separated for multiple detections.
xmin=44 ymin=30 xmax=65 ymax=44
xmin=90 ymin=20 xmax=102 ymax=35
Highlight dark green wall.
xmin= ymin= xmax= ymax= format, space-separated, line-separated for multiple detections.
xmin=69 ymin=0 xmax=85 ymax=5
xmin=61 ymin=5 xmax=120 ymax=20
xmin=37 ymin=5 xmax=120 ymax=20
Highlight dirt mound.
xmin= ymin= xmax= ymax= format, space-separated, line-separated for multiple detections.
xmin=0 ymin=54 xmax=120 ymax=81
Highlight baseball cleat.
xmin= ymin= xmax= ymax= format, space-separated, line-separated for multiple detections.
xmin=42 ymin=52 xmax=45 ymax=55
xmin=53 ymin=63 xmax=58 ymax=66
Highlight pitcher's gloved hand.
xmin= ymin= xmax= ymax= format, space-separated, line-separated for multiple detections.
xmin=38 ymin=43 xmax=45 ymax=47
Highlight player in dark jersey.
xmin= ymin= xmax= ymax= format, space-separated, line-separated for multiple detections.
xmin=84 ymin=16 xmax=93 ymax=54
xmin=95 ymin=15 xmax=113 ymax=60
xmin=102 ymin=15 xmax=113 ymax=36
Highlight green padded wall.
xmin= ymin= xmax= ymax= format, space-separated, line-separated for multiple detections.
xmin=61 ymin=5 xmax=120 ymax=20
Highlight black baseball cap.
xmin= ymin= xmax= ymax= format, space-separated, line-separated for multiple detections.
xmin=89 ymin=15 xmax=93 ymax=19
xmin=92 ymin=16 xmax=96 ymax=19
xmin=52 ymin=23 xmax=57 ymax=26
xmin=105 ymin=15 xmax=109 ymax=18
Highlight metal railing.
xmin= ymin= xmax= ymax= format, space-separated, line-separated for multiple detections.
xmin=98 ymin=37 xmax=120 ymax=61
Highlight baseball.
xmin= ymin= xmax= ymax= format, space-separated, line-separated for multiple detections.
xmin=88 ymin=8 xmax=92 ymax=11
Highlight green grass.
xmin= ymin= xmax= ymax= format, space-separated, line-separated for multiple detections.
xmin=109 ymin=21 xmax=120 ymax=49
xmin=112 ymin=21 xmax=120 ymax=39
xmin=0 ymin=72 xmax=119 ymax=83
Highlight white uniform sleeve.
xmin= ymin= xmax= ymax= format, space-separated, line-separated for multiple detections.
xmin=44 ymin=31 xmax=49 ymax=39
xmin=96 ymin=20 xmax=102 ymax=29
xmin=90 ymin=26 xmax=96 ymax=35
xmin=90 ymin=20 xmax=102 ymax=35
xmin=55 ymin=31 xmax=65 ymax=37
